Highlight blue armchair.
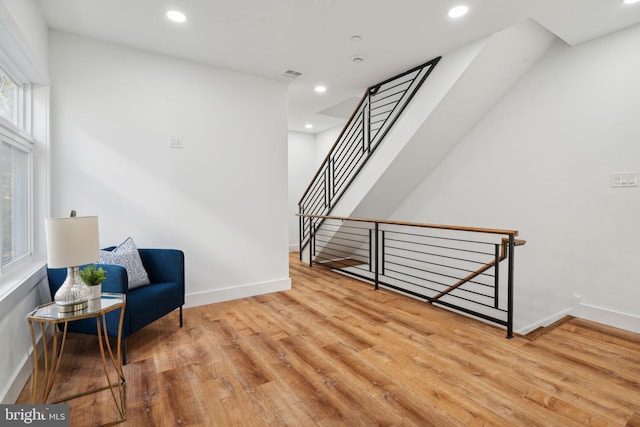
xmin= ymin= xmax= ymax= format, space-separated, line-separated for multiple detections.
xmin=47 ymin=248 xmax=185 ymax=364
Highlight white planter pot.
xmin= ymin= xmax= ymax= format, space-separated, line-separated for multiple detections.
xmin=89 ymin=284 xmax=102 ymax=300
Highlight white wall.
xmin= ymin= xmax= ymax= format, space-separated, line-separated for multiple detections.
xmin=49 ymin=31 xmax=291 ymax=307
xmin=314 ymin=125 xmax=342 ymax=168
xmin=288 ymin=131 xmax=316 ymax=251
xmin=392 ymin=24 xmax=640 ymax=333
xmin=287 ymin=125 xmax=343 ymax=252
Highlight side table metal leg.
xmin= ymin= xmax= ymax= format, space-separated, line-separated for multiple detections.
xmin=28 ymin=320 xmax=39 ymax=404
xmin=96 ymin=314 xmax=127 ymax=423
xmin=30 ymin=320 xmax=69 ymax=404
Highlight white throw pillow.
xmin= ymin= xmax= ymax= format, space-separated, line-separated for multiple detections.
xmin=99 ymin=237 xmax=150 ymax=289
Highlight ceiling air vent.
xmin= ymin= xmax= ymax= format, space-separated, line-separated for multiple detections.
xmin=281 ymin=69 xmax=302 ymax=80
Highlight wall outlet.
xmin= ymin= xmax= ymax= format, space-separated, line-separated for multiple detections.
xmin=611 ymin=172 xmax=638 ymax=188
xmin=168 ymin=135 xmax=183 ymax=149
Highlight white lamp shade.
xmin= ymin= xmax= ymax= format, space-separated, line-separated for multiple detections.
xmin=45 ymin=216 xmax=100 ymax=268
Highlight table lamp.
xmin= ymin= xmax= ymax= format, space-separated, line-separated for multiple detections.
xmin=45 ymin=212 xmax=100 ymax=312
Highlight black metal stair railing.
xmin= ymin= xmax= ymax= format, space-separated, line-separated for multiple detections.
xmin=300 ymin=214 xmax=526 ymax=337
xmin=298 ymin=57 xmax=441 ymax=253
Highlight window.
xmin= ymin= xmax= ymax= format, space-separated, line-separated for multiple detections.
xmin=0 ymin=68 xmax=18 ymax=125
xmin=0 ymin=67 xmax=31 ymax=271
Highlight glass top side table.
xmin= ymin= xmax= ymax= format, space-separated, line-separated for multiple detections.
xmin=28 ymin=293 xmax=127 ymax=426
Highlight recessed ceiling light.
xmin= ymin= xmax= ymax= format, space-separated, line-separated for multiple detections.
xmin=305 ymin=123 xmax=313 ymax=129
xmin=314 ymin=85 xmax=327 ymax=93
xmin=448 ymin=5 xmax=469 ymax=18
xmin=623 ymin=0 xmax=640 ymax=4
xmin=166 ymin=10 xmax=187 ymax=23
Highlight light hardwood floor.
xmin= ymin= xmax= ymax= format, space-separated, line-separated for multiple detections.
xmin=18 ymin=253 xmax=640 ymax=426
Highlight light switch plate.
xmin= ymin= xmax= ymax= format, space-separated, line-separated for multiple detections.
xmin=611 ymin=172 xmax=638 ymax=187
xmin=168 ymin=135 xmax=183 ymax=149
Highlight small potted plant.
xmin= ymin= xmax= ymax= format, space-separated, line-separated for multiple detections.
xmin=80 ymin=264 xmax=107 ymax=300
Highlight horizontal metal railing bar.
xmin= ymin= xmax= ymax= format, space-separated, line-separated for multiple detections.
xmin=377 ymin=277 xmax=444 ymax=300
xmin=314 ymin=241 xmax=368 ymax=254
xmin=429 ymin=298 xmax=508 ymax=325
xmin=370 ymin=108 xmax=396 ymax=121
xmin=313 ymin=252 xmax=368 ymax=262
xmin=384 ymin=229 xmax=501 ymax=247
xmin=315 ymin=227 xmax=369 ymax=238
xmin=380 ymin=275 xmax=499 ymax=310
xmin=313 ymin=233 xmax=367 ymax=245
xmin=315 ymin=249 xmax=369 ymax=262
xmin=297 ymin=214 xmax=519 ymax=237
xmin=371 ymin=86 xmax=410 ymax=103
xmin=318 ymin=235 xmax=368 ymax=244
xmin=372 ymin=85 xmax=413 ymax=103
xmin=318 ymin=230 xmax=369 ymax=238
xmin=386 ymin=244 xmax=490 ymax=260
xmin=319 ymin=254 xmax=370 ymax=264
xmin=316 ymin=253 xmax=368 ymax=267
xmin=384 ymin=273 xmax=494 ymax=298
xmin=373 ymin=76 xmax=415 ymax=96
xmin=371 ymin=91 xmax=410 ymax=110
xmin=319 ymin=222 xmax=371 ymax=230
xmin=383 ymin=267 xmax=459 ymax=291
xmin=372 ymin=114 xmax=394 ymax=131
xmin=315 ymin=254 xmax=369 ymax=265
xmin=371 ymin=96 xmax=407 ymax=113
xmin=384 ymin=254 xmax=495 ymax=278
xmin=317 ymin=263 xmax=371 ymax=273
xmin=385 ymin=239 xmax=494 ymax=258
xmin=383 ymin=266 xmax=492 ymax=293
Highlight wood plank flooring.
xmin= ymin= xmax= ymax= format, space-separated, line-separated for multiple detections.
xmin=17 ymin=253 xmax=640 ymax=426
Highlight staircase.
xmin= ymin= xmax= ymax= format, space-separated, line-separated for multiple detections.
xmin=298 ymin=56 xmax=441 ymax=254
xmin=299 ymin=19 xmax=555 ymax=262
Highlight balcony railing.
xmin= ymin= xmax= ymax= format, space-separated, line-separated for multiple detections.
xmin=299 ymin=214 xmax=525 ymax=337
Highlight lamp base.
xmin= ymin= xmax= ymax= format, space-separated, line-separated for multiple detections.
xmin=57 ymin=300 xmax=89 ymax=313
xmin=54 ymin=266 xmax=91 ymax=313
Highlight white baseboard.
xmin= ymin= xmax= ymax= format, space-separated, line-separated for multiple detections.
xmin=515 ymin=298 xmax=640 ymax=336
xmin=515 ymin=307 xmax=574 ymax=335
xmin=571 ymin=295 xmax=640 ymax=334
xmin=184 ymin=277 xmax=292 ymax=308
xmin=288 ymin=244 xmax=298 ymax=253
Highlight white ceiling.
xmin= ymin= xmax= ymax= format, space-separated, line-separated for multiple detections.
xmin=35 ymin=0 xmax=640 ymax=134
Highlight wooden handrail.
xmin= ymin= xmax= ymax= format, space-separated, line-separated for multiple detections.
xmin=429 ymin=237 xmax=526 ymax=302
xmin=297 ymin=213 xmax=520 ymax=237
